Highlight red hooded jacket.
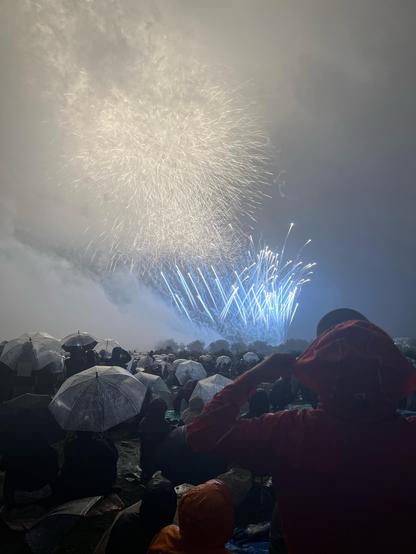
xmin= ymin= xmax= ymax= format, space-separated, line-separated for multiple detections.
xmin=187 ymin=321 xmax=416 ymax=553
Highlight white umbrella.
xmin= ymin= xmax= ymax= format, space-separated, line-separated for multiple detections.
xmin=175 ymin=360 xmax=207 ymax=386
xmin=49 ymin=366 xmax=147 ymax=432
xmin=137 ymin=354 xmax=153 ymax=369
xmin=172 ymin=358 xmax=188 ymax=368
xmin=216 ymin=355 xmax=232 ymax=368
xmin=62 ymin=331 xmax=98 ymax=350
xmin=243 ymin=352 xmax=260 ymax=364
xmin=94 ymin=339 xmax=121 ymax=359
xmin=37 ymin=350 xmax=66 ymax=375
xmin=190 ymin=374 xmax=233 ymax=404
xmin=135 ymin=372 xmax=173 ymax=407
xmin=1 ymin=332 xmax=62 ymax=375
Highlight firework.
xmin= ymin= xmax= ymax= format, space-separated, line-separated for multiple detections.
xmin=160 ymin=226 xmax=315 ymax=344
xmin=21 ymin=1 xmax=271 ymax=273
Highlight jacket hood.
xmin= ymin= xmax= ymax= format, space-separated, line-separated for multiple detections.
xmin=178 ymin=479 xmax=234 ymax=549
xmin=295 ymin=320 xmax=416 ymax=419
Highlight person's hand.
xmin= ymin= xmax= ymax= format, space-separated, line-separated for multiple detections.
xmin=247 ymin=352 xmax=297 ymax=383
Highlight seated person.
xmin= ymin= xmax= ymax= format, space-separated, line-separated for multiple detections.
xmin=110 ymin=347 xmax=131 ymax=369
xmin=242 ymin=388 xmax=269 ymax=418
xmin=1 ymin=420 xmax=58 ymax=508
xmin=153 ymin=427 xmax=226 ymax=486
xmin=104 ymin=474 xmax=176 ymax=554
xmin=172 ymin=380 xmax=198 ymax=414
xmin=180 ymin=396 xmax=204 ymax=425
xmin=56 ymin=431 xmax=118 ymax=501
xmin=138 ymin=398 xmax=173 ymax=481
xmin=148 ymin=479 xmax=233 ymax=554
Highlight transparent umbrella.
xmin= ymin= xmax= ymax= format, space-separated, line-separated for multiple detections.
xmin=0 ymin=332 xmax=62 ymax=375
xmin=175 ymin=360 xmax=207 ymax=385
xmin=49 ymin=365 xmax=147 ymax=432
xmin=61 ymin=331 xmax=98 ymax=351
xmin=93 ymin=339 xmax=121 ymax=359
xmin=37 ymin=350 xmax=66 ymax=375
xmin=243 ymin=352 xmax=260 ymax=364
xmin=216 ymin=355 xmax=232 ymax=368
xmin=135 ymin=372 xmax=173 ymax=407
xmin=190 ymin=374 xmax=233 ymax=404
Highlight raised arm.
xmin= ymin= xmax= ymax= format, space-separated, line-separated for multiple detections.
xmin=186 ymin=353 xmax=296 ymax=473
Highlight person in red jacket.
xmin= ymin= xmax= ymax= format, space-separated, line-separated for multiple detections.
xmin=187 ymin=318 xmax=416 ymax=554
xmin=148 ymin=479 xmax=234 ymax=554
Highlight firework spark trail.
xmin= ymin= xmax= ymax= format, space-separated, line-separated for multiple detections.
xmin=160 ymin=230 xmax=315 ymax=344
xmin=20 ymin=0 xmax=272 ymax=274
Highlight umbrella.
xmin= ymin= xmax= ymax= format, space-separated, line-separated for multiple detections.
xmin=49 ymin=365 xmax=147 ymax=432
xmin=172 ymin=358 xmax=188 ymax=368
xmin=175 ymin=360 xmax=207 ymax=386
xmin=243 ymin=352 xmax=260 ymax=364
xmin=37 ymin=350 xmax=66 ymax=375
xmin=93 ymin=339 xmax=121 ymax=359
xmin=135 ymin=372 xmax=173 ymax=407
xmin=0 ymin=393 xmax=64 ymax=448
xmin=216 ymin=355 xmax=232 ymax=368
xmin=61 ymin=331 xmax=98 ymax=351
xmin=1 ymin=332 xmax=62 ymax=375
xmin=190 ymin=374 xmax=233 ymax=404
xmin=2 ymin=393 xmax=51 ymax=412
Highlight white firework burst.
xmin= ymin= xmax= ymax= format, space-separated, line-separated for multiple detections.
xmin=22 ymin=0 xmax=272 ymax=273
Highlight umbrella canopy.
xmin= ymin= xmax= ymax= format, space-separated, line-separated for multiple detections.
xmin=49 ymin=365 xmax=147 ymax=432
xmin=190 ymin=374 xmax=233 ymax=404
xmin=2 ymin=393 xmax=51 ymax=412
xmin=0 ymin=393 xmax=64 ymax=449
xmin=172 ymin=358 xmax=188 ymax=368
xmin=37 ymin=350 xmax=66 ymax=375
xmin=243 ymin=351 xmax=260 ymax=364
xmin=135 ymin=372 xmax=173 ymax=407
xmin=61 ymin=331 xmax=98 ymax=351
xmin=175 ymin=360 xmax=207 ymax=386
xmin=93 ymin=338 xmax=121 ymax=359
xmin=0 ymin=332 xmax=62 ymax=375
xmin=216 ymin=355 xmax=232 ymax=368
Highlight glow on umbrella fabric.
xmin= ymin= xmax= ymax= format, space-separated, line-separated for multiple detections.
xmin=243 ymin=352 xmax=260 ymax=364
xmin=175 ymin=360 xmax=207 ymax=386
xmin=93 ymin=338 xmax=121 ymax=358
xmin=37 ymin=350 xmax=66 ymax=374
xmin=172 ymin=358 xmax=188 ymax=368
xmin=216 ymin=355 xmax=232 ymax=368
xmin=0 ymin=332 xmax=62 ymax=374
xmin=135 ymin=372 xmax=173 ymax=407
xmin=49 ymin=366 xmax=147 ymax=432
xmin=61 ymin=331 xmax=98 ymax=350
xmin=190 ymin=374 xmax=233 ymax=404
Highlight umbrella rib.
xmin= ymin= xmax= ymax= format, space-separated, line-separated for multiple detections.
xmin=66 ymin=378 xmax=98 ymax=430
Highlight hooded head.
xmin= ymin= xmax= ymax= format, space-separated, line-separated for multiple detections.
xmin=145 ymin=397 xmax=168 ymax=422
xmin=295 ymin=320 xmax=416 ymax=420
xmin=178 ymin=480 xmax=234 ymax=550
xmin=188 ymin=396 xmax=204 ymax=413
xmin=316 ymin=308 xmax=368 ymax=337
xmin=141 ymin=474 xmax=177 ymax=528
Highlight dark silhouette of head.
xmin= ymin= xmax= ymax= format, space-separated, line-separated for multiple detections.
xmin=247 ymin=389 xmax=270 ymax=418
xmin=316 ymin=308 xmax=368 ymax=337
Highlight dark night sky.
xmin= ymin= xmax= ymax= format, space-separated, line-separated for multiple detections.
xmin=1 ymin=1 xmax=415 ymax=344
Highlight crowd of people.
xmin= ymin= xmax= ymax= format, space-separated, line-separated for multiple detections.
xmin=1 ymin=308 xmax=416 ymax=553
